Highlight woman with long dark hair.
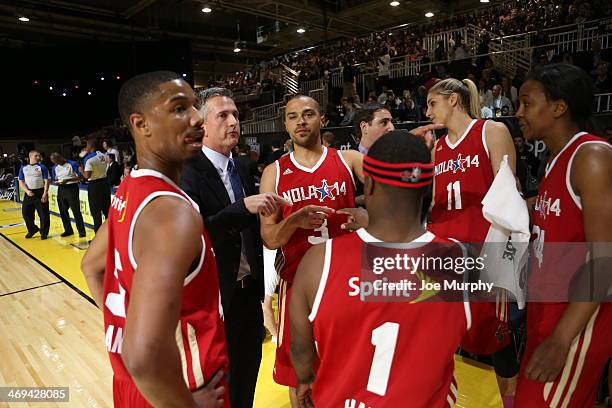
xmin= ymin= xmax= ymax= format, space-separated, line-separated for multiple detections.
xmin=514 ymin=63 xmax=612 ymax=407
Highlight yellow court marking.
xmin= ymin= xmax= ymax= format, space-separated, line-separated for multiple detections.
xmin=0 ymin=200 xmax=95 ymax=298
xmin=0 ymin=199 xmax=503 ymax=407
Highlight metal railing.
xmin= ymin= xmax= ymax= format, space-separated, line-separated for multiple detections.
xmin=281 ymin=64 xmax=300 ymax=95
xmin=251 ymin=101 xmax=284 ymax=120
xmin=594 ymin=93 xmax=612 ymax=114
xmin=242 ymin=117 xmax=285 ymax=135
xmin=423 ymin=27 xmax=469 ymax=60
xmin=309 ymin=87 xmax=329 ymax=112
xmin=300 ymin=78 xmax=326 ymax=94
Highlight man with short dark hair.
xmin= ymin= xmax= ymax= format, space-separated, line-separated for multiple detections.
xmin=267 ymin=140 xmax=284 ymax=165
xmin=102 ymin=139 xmax=121 ymax=166
xmin=50 ymin=152 xmax=86 ymax=238
xmin=593 ymin=61 xmax=611 ymax=93
xmin=81 ymin=70 xmax=228 ymax=408
xmin=353 ymin=104 xmax=395 ymax=154
xmin=322 ymin=131 xmax=335 ymax=148
xmin=18 ymin=150 xmax=50 ymax=239
xmin=259 ymin=94 xmax=365 ymax=407
xmin=234 ymin=144 xmax=258 ymax=180
xmin=106 ymin=153 xmax=122 ymax=187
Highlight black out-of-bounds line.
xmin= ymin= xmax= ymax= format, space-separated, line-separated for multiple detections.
xmin=0 ymin=281 xmax=61 ymax=297
xmin=0 ymin=233 xmax=96 ymax=307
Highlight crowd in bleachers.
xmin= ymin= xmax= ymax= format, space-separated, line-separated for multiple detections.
xmin=213 ymin=0 xmax=611 ymax=95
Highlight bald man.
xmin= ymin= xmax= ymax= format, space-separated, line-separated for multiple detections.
xmin=18 ymin=150 xmax=50 ymax=239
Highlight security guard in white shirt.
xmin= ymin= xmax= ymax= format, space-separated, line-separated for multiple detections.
xmin=18 ymin=150 xmax=51 ymax=239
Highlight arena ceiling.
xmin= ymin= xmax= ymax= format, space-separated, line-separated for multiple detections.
xmin=1 ymin=0 xmax=480 ymax=76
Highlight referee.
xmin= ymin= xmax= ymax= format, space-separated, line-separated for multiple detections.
xmin=50 ymin=152 xmax=86 ymax=238
xmin=81 ymin=136 xmax=110 ymax=233
xmin=18 ymin=150 xmax=50 ymax=239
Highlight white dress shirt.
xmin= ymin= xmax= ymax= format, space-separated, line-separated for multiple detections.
xmin=202 ymin=145 xmax=250 ymax=280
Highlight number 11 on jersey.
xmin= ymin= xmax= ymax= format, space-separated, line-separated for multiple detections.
xmin=446 ymin=181 xmax=462 ymax=210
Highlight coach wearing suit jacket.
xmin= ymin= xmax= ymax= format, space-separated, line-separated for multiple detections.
xmin=180 ymin=88 xmax=288 ymax=408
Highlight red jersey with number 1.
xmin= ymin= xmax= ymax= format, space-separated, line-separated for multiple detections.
xmin=429 ymin=119 xmax=494 ymax=243
xmin=103 ymin=168 xmax=228 ymax=405
xmin=275 ymin=146 xmax=355 ymax=283
xmin=311 ymin=229 xmax=469 ymax=407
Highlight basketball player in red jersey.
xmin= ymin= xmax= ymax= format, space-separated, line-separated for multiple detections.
xmin=81 ymin=71 xmax=228 ymax=408
xmin=425 ymin=78 xmax=519 ymax=398
xmin=290 ymin=131 xmax=475 ymax=408
xmin=514 ymin=64 xmax=612 ymax=407
xmin=259 ymin=95 xmax=363 ymax=406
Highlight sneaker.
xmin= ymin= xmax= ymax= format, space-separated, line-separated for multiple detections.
xmin=41 ymin=235 xmax=48 ymax=240
xmin=60 ymin=231 xmax=74 ymax=237
xmin=25 ymin=227 xmax=40 ymax=239
xmin=78 ymin=231 xmax=87 ymax=238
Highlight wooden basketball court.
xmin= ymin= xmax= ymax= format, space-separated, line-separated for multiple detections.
xmin=0 ymin=198 xmax=504 ymax=407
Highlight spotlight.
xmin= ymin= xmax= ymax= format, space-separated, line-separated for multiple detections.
xmin=87 ymin=91 xmax=92 ymax=95
xmin=18 ymin=16 xmax=30 ymax=22
xmin=202 ymin=7 xmax=212 ymax=13
xmin=480 ymin=0 xmax=490 ymax=2
xmin=49 ymin=86 xmax=53 ymax=90
xmin=390 ymin=1 xmax=400 ymax=6
xmin=116 ymin=75 xmax=120 ymax=80
xmin=297 ymin=28 xmax=306 ymax=34
xmin=233 ymin=47 xmax=241 ymax=53
xmin=100 ymin=76 xmax=105 ymax=81
xmin=62 ymin=92 xmax=67 ymax=97
xmin=182 ymin=73 xmax=187 ymax=77
xmin=425 ymin=12 xmax=434 ymax=17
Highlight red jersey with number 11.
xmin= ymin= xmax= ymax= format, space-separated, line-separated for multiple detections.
xmin=274 ymin=146 xmax=355 ymax=283
xmin=429 ymin=119 xmax=494 ymax=243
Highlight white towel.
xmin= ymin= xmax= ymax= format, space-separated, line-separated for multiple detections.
xmin=480 ymin=155 xmax=530 ymax=309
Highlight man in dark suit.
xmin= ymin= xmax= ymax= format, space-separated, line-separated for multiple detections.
xmin=106 ymin=153 xmax=122 ymax=187
xmin=234 ymin=144 xmax=258 ymax=180
xmin=180 ymin=87 xmax=289 ymax=408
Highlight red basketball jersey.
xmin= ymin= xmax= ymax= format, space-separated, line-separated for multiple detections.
xmin=275 ymin=146 xmax=355 ymax=283
xmin=517 ymin=133 xmax=612 ymax=407
xmin=103 ymin=169 xmax=228 ymax=394
xmin=429 ymin=119 xmax=494 ymax=242
xmin=529 ymin=132 xmax=608 ymax=297
xmin=310 ymin=229 xmax=470 ymax=408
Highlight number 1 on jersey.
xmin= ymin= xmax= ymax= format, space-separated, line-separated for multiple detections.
xmin=446 ymin=181 xmax=462 ymax=210
xmin=367 ymin=322 xmax=399 ymax=396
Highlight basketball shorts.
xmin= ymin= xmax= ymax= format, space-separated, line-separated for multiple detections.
xmin=113 ymin=377 xmax=152 ymax=408
xmin=515 ymin=303 xmax=612 ymax=407
xmin=462 ymin=294 xmax=510 ymax=356
xmin=113 ymin=375 xmax=230 ymax=408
